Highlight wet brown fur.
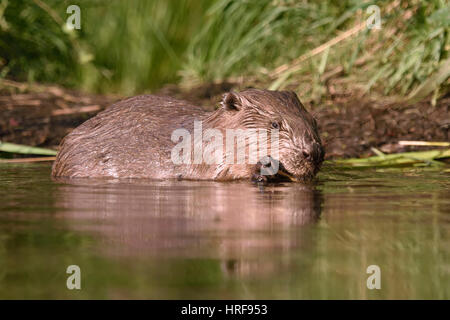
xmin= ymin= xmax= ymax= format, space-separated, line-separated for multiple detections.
xmin=52 ymin=89 xmax=324 ymax=180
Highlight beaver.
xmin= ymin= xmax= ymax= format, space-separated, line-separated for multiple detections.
xmin=52 ymin=89 xmax=324 ymax=181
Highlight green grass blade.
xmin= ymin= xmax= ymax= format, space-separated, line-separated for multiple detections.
xmin=331 ymin=149 xmax=450 ymax=168
xmin=0 ymin=142 xmax=57 ymax=156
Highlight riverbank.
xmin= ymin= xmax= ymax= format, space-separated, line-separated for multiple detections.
xmin=1 ymin=80 xmax=448 ymax=160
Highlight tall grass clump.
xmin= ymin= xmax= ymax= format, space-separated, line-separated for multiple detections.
xmin=372 ymin=0 xmax=450 ymax=100
xmin=0 ymin=0 xmax=447 ymax=98
xmin=182 ymin=0 xmax=365 ymax=83
xmin=0 ymin=0 xmax=211 ymax=94
xmin=182 ymin=0 xmax=449 ymax=100
xmin=78 ymin=0 xmax=211 ymax=94
xmin=0 ymin=0 xmax=79 ymax=86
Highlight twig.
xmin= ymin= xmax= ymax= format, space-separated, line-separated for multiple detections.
xmin=32 ymin=0 xmax=64 ymax=26
xmin=51 ymin=105 xmax=102 ymax=116
xmin=270 ymin=22 xmax=368 ymax=79
xmin=399 ymin=141 xmax=450 ymax=147
xmin=0 ymin=157 xmax=56 ymax=163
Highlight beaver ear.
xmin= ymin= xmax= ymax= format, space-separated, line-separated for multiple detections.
xmin=221 ymin=92 xmax=242 ymax=111
xmin=282 ymin=90 xmax=304 ymax=109
xmin=282 ymin=90 xmax=300 ymax=102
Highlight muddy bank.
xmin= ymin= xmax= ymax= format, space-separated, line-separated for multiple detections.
xmin=1 ymin=81 xmax=448 ymax=159
xmin=317 ymin=96 xmax=449 ymax=158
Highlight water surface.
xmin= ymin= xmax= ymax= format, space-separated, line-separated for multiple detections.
xmin=0 ymin=163 xmax=449 ymax=299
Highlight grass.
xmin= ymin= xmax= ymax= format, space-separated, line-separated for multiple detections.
xmin=182 ymin=0 xmax=449 ymax=102
xmin=0 ymin=0 xmax=211 ymax=95
xmin=0 ymin=141 xmax=57 ymax=162
xmin=0 ymin=0 xmax=448 ymax=99
xmin=331 ymin=148 xmax=450 ymax=168
xmin=0 ymin=141 xmax=56 ymax=155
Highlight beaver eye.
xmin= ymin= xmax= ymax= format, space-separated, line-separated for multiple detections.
xmin=271 ymin=121 xmax=280 ymax=129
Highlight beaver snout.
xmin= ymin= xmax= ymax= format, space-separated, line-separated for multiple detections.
xmin=251 ymin=156 xmax=290 ymax=183
xmin=251 ymin=139 xmax=325 ymax=183
xmin=260 ymin=141 xmax=324 ymax=183
xmin=251 ymin=155 xmax=315 ymax=183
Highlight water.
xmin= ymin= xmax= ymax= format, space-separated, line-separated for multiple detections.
xmin=0 ymin=163 xmax=449 ymax=299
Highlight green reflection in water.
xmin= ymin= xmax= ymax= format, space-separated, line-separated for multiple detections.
xmin=0 ymin=163 xmax=449 ymax=299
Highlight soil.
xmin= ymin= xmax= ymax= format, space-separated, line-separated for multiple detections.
xmin=1 ymin=80 xmax=449 ymax=159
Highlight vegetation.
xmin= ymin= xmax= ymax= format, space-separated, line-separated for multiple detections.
xmin=183 ymin=0 xmax=449 ymax=102
xmin=0 ymin=141 xmax=56 ymax=155
xmin=0 ymin=0 xmax=448 ymax=163
xmin=0 ymin=142 xmax=56 ymax=163
xmin=0 ymin=0 xmax=448 ymax=99
xmin=331 ymin=148 xmax=450 ymax=167
xmin=0 ymin=0 xmax=211 ymax=94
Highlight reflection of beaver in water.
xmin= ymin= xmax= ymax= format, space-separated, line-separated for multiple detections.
xmin=55 ymin=180 xmax=323 ymax=255
xmin=52 ymin=89 xmax=324 ymax=181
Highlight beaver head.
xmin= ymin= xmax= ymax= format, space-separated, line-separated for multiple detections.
xmin=206 ymin=89 xmax=324 ymax=182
